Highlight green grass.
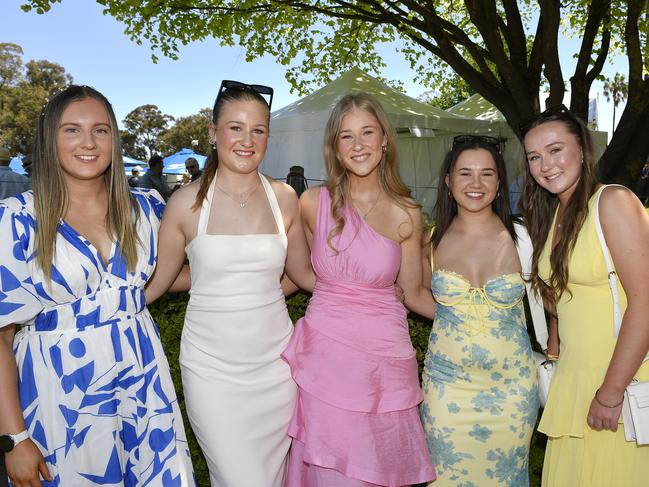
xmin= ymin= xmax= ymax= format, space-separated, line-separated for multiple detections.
xmin=150 ymin=291 xmax=545 ymax=486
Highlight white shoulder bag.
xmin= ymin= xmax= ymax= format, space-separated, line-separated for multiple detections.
xmin=594 ymin=186 xmax=649 ymax=445
xmin=514 ymin=223 xmax=553 ymax=407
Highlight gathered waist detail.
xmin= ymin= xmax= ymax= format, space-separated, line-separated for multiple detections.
xmin=27 ymin=285 xmax=145 ymax=333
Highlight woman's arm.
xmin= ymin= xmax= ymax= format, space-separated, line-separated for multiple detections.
xmin=587 ymin=186 xmax=649 ymax=431
xmin=397 ymin=207 xmax=437 ymax=320
xmin=546 ymin=314 xmax=560 ymax=358
xmin=145 ymin=191 xmax=192 ymax=304
xmin=0 ymin=325 xmax=52 ymax=486
xmin=278 ymin=183 xmax=315 ymax=293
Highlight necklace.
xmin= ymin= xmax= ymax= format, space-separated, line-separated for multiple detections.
xmin=352 ymin=192 xmax=381 ymax=220
xmin=215 ymin=178 xmax=261 ymax=208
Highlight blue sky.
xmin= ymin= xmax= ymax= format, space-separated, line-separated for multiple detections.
xmin=3 ymin=0 xmax=626 ymax=137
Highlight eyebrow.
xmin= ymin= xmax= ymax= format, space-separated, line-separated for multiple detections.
xmin=59 ymin=122 xmax=111 ymax=127
xmin=224 ymin=120 xmax=267 ymax=127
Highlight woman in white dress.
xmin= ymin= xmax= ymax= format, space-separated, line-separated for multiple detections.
xmin=145 ymin=80 xmax=314 ymax=486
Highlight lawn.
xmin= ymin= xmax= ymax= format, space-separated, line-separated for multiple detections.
xmin=150 ymin=291 xmax=545 ymax=487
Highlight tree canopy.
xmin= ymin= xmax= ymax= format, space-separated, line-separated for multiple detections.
xmin=122 ymin=104 xmax=174 ymax=159
xmin=0 ymin=42 xmax=73 ymax=154
xmin=21 ymin=0 xmax=649 ymax=181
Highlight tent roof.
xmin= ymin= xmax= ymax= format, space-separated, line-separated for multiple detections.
xmin=271 ymin=68 xmax=496 ymax=134
xmin=163 ymin=148 xmax=208 ymax=175
xmin=447 ymin=93 xmax=506 ymax=121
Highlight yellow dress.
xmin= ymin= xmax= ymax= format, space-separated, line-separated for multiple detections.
xmin=538 ymin=185 xmax=649 ymax=486
xmin=421 ymin=270 xmax=538 ymax=486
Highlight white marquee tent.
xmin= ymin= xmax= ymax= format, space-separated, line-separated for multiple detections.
xmin=262 ymin=69 xmax=607 ymax=215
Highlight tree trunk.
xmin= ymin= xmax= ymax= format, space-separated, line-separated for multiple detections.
xmin=598 ymin=101 xmax=649 ymax=184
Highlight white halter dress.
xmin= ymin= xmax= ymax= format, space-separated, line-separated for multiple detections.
xmin=180 ymin=173 xmax=296 ymax=486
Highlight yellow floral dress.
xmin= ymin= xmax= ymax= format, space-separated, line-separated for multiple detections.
xmin=538 ymin=185 xmax=649 ymax=486
xmin=421 ymin=270 xmax=539 ymax=486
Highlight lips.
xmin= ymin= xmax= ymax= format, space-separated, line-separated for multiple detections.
xmin=234 ymin=150 xmax=254 ymax=157
xmin=544 ymin=173 xmax=562 ymax=181
xmin=350 ymin=153 xmax=371 ymax=162
xmin=76 ymin=155 xmax=98 ymax=161
xmin=465 ymin=192 xmax=485 ymax=198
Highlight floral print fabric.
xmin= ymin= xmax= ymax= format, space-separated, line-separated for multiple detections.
xmin=421 ymin=271 xmax=538 ymax=486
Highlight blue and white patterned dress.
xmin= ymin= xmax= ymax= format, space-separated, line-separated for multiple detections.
xmin=0 ymin=189 xmax=194 ymax=486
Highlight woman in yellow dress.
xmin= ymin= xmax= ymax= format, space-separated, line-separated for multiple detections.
xmin=521 ymin=107 xmax=649 ymax=486
xmin=421 ymin=135 xmax=539 ymax=485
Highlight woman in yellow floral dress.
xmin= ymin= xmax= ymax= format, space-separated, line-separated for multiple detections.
xmin=421 ymin=135 xmax=539 ymax=486
xmin=521 ymin=108 xmax=649 ymax=486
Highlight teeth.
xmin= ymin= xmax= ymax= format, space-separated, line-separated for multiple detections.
xmin=351 ymin=154 xmax=369 ymax=161
xmin=235 ymin=151 xmax=253 ymax=156
xmin=546 ymin=173 xmax=561 ymax=180
xmin=466 ymin=192 xmax=484 ymax=197
xmin=78 ymin=155 xmax=96 ymax=160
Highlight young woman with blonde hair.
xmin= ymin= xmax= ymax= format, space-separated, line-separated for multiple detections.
xmin=521 ymin=108 xmax=649 ymax=486
xmin=0 ymin=85 xmax=194 ymax=486
xmin=283 ymin=92 xmax=437 ymax=486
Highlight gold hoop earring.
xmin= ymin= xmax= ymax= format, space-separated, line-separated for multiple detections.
xmin=381 ymin=145 xmax=387 ymax=153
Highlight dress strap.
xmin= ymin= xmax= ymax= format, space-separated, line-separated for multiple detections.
xmin=260 ymin=174 xmax=286 ymax=236
xmin=196 ymin=172 xmax=217 ymax=236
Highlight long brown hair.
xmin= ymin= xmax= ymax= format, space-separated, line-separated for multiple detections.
xmin=192 ymin=86 xmax=271 ymax=211
xmin=432 ymin=137 xmax=517 ymax=249
xmin=519 ymin=111 xmax=598 ymax=309
xmin=323 ymin=92 xmax=417 ymax=250
xmin=33 ymin=85 xmax=139 ymax=281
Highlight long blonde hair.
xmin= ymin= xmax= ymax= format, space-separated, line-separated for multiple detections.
xmin=323 ymin=92 xmax=417 ymax=250
xmin=33 ymin=85 xmax=140 ymax=280
xmin=519 ymin=110 xmax=598 ymax=310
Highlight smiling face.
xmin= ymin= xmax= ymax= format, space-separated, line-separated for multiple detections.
xmin=56 ymin=97 xmax=113 ymax=184
xmin=209 ymin=99 xmax=269 ymax=175
xmin=524 ymin=120 xmax=583 ymax=203
xmin=446 ymin=148 xmax=499 ymax=214
xmin=335 ymin=107 xmax=387 ymax=179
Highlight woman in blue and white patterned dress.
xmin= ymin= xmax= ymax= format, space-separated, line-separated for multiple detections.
xmin=0 ymin=86 xmax=194 ymax=486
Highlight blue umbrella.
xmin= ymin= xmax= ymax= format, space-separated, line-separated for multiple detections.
xmin=9 ymin=156 xmax=26 ymax=175
xmin=163 ymin=148 xmax=208 ymax=175
xmin=123 ymin=155 xmax=146 ymax=168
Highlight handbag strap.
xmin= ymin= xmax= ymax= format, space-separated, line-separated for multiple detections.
xmin=593 ymin=185 xmax=624 ymax=336
xmin=514 ymin=222 xmax=549 ymax=351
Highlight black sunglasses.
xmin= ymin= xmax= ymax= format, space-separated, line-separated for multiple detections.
xmin=216 ymin=80 xmax=274 ymax=110
xmin=452 ymin=134 xmax=502 ymax=153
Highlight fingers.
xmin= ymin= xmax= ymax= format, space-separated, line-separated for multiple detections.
xmin=38 ymin=457 xmax=53 ymax=482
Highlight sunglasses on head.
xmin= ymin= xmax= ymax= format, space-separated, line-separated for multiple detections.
xmin=216 ymin=80 xmax=274 ymax=110
xmin=452 ymin=134 xmax=502 ymax=153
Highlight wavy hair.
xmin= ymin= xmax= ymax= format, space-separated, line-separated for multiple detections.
xmin=519 ymin=111 xmax=598 ymax=310
xmin=432 ymin=137 xmax=517 ymax=249
xmin=323 ymin=92 xmax=417 ymax=250
xmin=192 ymin=86 xmax=271 ymax=211
xmin=33 ymin=85 xmax=139 ymax=281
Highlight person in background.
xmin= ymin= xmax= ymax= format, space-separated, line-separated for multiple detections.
xmin=140 ymin=154 xmax=172 ymax=200
xmin=185 ymin=157 xmax=202 ymax=182
xmin=283 ymin=92 xmax=436 ymax=486
xmin=286 ymin=164 xmax=308 ymax=197
xmin=127 ymin=166 xmax=142 ymax=188
xmin=420 ymin=135 xmax=539 ymax=486
xmin=0 ymin=148 xmax=30 ymax=200
xmin=21 ymin=154 xmax=33 ymax=180
xmin=521 ymin=107 xmax=649 ymax=486
xmin=0 ymin=85 xmax=194 ymax=486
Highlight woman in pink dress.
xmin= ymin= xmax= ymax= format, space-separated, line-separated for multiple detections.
xmin=282 ymin=92 xmax=437 ymax=486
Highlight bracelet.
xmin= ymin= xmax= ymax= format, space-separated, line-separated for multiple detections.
xmin=546 ymin=353 xmax=559 ymax=360
xmin=594 ymin=388 xmax=624 ymax=408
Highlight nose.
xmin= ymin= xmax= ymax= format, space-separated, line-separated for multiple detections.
xmin=540 ymin=155 xmax=552 ymax=173
xmin=240 ymin=130 xmax=253 ymax=147
xmin=80 ymin=129 xmax=97 ymax=149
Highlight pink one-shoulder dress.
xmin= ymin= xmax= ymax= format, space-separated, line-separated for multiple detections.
xmin=282 ymin=187 xmax=436 ymax=487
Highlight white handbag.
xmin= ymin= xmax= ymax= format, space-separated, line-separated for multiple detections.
xmin=593 ymin=186 xmax=649 ymax=445
xmin=514 ymin=223 xmax=554 ymax=407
